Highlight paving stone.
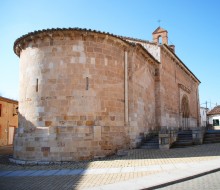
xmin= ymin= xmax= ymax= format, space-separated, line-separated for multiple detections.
xmin=4 ymin=170 xmax=28 ymax=177
xmin=28 ymin=170 xmax=48 ymax=176
xmin=1 ymin=143 xmax=220 ymax=189
xmin=0 ymin=171 xmax=13 ymax=176
xmin=68 ymin=169 xmax=84 ymax=175
xmin=120 ymin=167 xmax=135 ymax=173
xmin=40 ymin=170 xmax=60 ymax=176
xmin=15 ymin=170 xmax=37 ymax=176
xmin=53 ymin=169 xmax=72 ymax=176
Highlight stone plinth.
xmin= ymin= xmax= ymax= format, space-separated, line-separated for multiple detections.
xmin=159 ymin=129 xmax=178 ymax=149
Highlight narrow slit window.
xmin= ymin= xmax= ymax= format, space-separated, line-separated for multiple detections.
xmin=86 ymin=77 xmax=89 ymax=90
xmin=0 ymin=125 xmax=2 ymax=138
xmin=0 ymin=104 xmax=2 ymax=117
xmin=36 ymin=79 xmax=38 ymax=92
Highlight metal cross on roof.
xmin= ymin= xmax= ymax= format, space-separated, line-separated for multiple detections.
xmin=158 ymin=19 xmax=161 ymax=26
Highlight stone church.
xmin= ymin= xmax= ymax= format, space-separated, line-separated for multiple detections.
xmin=13 ymin=27 xmax=200 ymax=161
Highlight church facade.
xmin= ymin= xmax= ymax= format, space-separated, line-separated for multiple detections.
xmin=13 ymin=27 xmax=200 ymax=161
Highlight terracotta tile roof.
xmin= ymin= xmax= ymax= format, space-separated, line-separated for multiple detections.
xmin=0 ymin=96 xmax=18 ymax=104
xmin=119 ymin=35 xmax=154 ymax=44
xmin=13 ymin=27 xmax=133 ymax=54
xmin=14 ymin=27 xmax=155 ymax=50
xmin=207 ymin=106 xmax=220 ymax=116
xmin=13 ymin=27 xmax=160 ymax=64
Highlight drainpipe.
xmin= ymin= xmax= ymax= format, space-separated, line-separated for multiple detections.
xmin=125 ymin=51 xmax=128 ymax=124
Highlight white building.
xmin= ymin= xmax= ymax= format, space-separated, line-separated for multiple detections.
xmin=200 ymin=107 xmax=208 ymax=127
xmin=207 ymin=106 xmax=220 ymax=129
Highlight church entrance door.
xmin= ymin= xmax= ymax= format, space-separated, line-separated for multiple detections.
xmin=181 ymin=95 xmax=190 ymax=130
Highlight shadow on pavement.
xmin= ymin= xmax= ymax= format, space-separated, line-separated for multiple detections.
xmin=1 ymin=143 xmax=220 ymax=189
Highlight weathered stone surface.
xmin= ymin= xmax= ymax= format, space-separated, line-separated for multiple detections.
xmin=13 ymin=27 xmax=200 ymax=161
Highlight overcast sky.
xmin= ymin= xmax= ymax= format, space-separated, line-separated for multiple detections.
xmin=1 ymin=0 xmax=220 ymax=109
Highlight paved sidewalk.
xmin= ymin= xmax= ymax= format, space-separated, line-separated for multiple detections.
xmin=86 ymin=158 xmax=220 ymax=190
xmin=1 ymin=143 xmax=220 ymax=189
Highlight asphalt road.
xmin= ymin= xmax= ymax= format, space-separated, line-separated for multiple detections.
xmin=157 ymin=171 xmax=220 ymax=190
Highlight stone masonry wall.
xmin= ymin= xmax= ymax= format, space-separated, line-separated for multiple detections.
xmin=13 ymin=28 xmax=200 ymax=161
xmin=128 ymin=49 xmax=157 ymax=147
xmin=159 ymin=47 xmax=199 ymax=128
xmin=14 ymin=31 xmax=130 ymax=161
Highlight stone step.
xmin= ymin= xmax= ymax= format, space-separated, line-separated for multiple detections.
xmin=177 ymin=136 xmax=193 ymax=138
xmin=172 ymin=142 xmax=193 ymax=148
xmin=204 ymin=138 xmax=220 ymax=142
xmin=143 ymin=143 xmax=158 ymax=145
xmin=142 ymin=142 xmax=159 ymax=145
xmin=172 ymin=145 xmax=193 ymax=148
xmin=178 ymin=131 xmax=193 ymax=134
xmin=177 ymin=136 xmax=192 ymax=140
xmin=178 ymin=131 xmax=192 ymax=134
xmin=177 ymin=139 xmax=193 ymax=141
xmin=177 ymin=136 xmax=192 ymax=138
xmin=203 ymin=140 xmax=220 ymax=144
xmin=143 ymin=140 xmax=158 ymax=143
xmin=204 ymin=136 xmax=220 ymax=140
xmin=141 ymin=143 xmax=159 ymax=145
xmin=178 ymin=134 xmax=192 ymax=137
xmin=140 ymin=135 xmax=159 ymax=149
xmin=177 ymin=139 xmax=193 ymax=142
xmin=205 ymin=135 xmax=220 ymax=138
xmin=141 ymin=145 xmax=159 ymax=149
xmin=203 ymin=130 xmax=220 ymax=144
xmin=172 ymin=130 xmax=193 ymax=148
xmin=174 ymin=141 xmax=193 ymax=145
xmin=177 ymin=140 xmax=193 ymax=142
xmin=206 ymin=130 xmax=220 ymax=134
xmin=205 ymin=132 xmax=220 ymax=134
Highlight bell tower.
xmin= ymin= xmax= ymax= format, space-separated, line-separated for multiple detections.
xmin=152 ymin=27 xmax=168 ymax=45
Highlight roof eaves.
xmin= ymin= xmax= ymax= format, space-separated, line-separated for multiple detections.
xmin=0 ymin=96 xmax=18 ymax=104
xmin=13 ymin=27 xmax=134 ymax=55
xmin=162 ymin=44 xmax=201 ymax=83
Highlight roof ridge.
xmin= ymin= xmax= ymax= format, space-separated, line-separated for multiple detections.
xmin=152 ymin=26 xmax=167 ymax=34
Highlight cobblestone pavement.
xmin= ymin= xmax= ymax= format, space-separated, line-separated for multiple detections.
xmin=157 ymin=171 xmax=220 ymax=190
xmin=1 ymin=144 xmax=220 ymax=189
